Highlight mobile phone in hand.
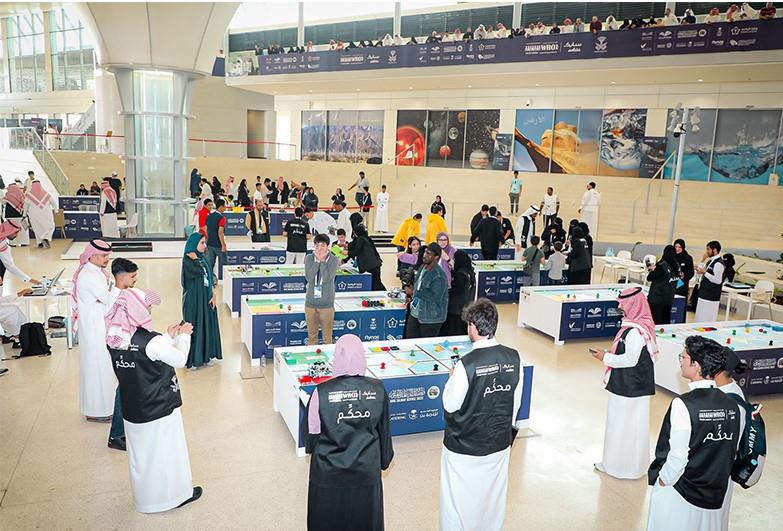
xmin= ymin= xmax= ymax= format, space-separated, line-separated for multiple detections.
xmin=588 ymin=348 xmax=601 ymax=355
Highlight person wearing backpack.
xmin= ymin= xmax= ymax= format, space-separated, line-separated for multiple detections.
xmin=646 ymin=246 xmax=680 ymax=325
xmin=647 ymin=336 xmax=745 ymax=531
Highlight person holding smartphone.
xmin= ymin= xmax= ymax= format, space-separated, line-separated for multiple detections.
xmin=590 ymin=286 xmax=658 ymax=480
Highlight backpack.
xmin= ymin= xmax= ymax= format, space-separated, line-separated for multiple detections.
xmin=727 ymin=392 xmax=766 ymax=488
xmin=17 ymin=322 xmax=51 ymax=357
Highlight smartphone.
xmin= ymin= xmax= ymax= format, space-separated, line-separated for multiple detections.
xmin=588 ymin=348 xmax=601 ymax=355
xmin=179 ymin=320 xmax=186 ymax=326
xmin=450 ymin=355 xmax=460 ymax=368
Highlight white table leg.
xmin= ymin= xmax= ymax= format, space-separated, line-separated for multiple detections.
xmin=724 ymin=292 xmax=732 ymax=321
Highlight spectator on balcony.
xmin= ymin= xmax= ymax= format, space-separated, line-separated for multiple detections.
xmin=441 ymin=31 xmax=454 ymax=42
xmin=254 ymin=43 xmax=262 ymax=56
xmin=605 ymin=15 xmax=620 ymax=30
xmin=681 ymin=8 xmax=697 ymax=24
xmin=536 ymin=21 xmax=547 ymax=34
xmin=704 ymin=7 xmax=723 ymax=23
xmin=525 ymin=23 xmax=536 ymax=37
xmin=589 ymin=16 xmax=602 ymax=33
xmin=760 ymin=2 xmax=777 ymax=19
xmin=394 ymin=34 xmax=403 ymax=45
xmin=574 ymin=17 xmax=585 ymax=32
xmin=474 ymin=24 xmax=487 ymax=39
xmin=453 ymin=28 xmax=463 ymax=41
xmin=382 ymin=33 xmax=394 ymax=46
xmin=561 ymin=18 xmax=574 ymax=33
xmin=328 ymin=39 xmax=337 ymax=51
xmin=741 ymin=2 xmax=759 ymax=18
xmin=726 ymin=4 xmax=740 ymax=21
xmin=408 ymin=36 xmax=419 ymax=44
xmin=426 ymin=31 xmax=441 ymax=43
xmin=496 ymin=23 xmax=510 ymax=38
xmin=662 ymin=7 xmax=679 ymax=25
xmin=463 ymin=26 xmax=473 ymax=40
xmin=336 ymin=40 xmax=345 ymax=51
xmin=549 ymin=22 xmax=561 ymax=34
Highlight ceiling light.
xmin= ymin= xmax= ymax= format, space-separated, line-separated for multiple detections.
xmin=610 ymin=81 xmax=616 ymax=85
xmin=467 ymin=84 xmax=472 ymax=88
xmin=697 ymin=79 xmax=703 ymax=82
xmin=535 ymin=83 xmax=540 ymax=87
xmin=408 ymin=86 xmax=413 ymax=90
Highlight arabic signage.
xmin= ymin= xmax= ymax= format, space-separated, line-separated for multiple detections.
xmin=224 ymin=211 xmax=340 ymax=237
xmin=736 ymin=348 xmax=783 ymax=395
xmin=257 ymin=20 xmax=781 ymax=76
xmin=229 ymin=272 xmax=372 ymax=311
xmin=476 ymin=268 xmax=526 ymax=302
xmin=220 ymin=249 xmax=291 ymax=280
xmin=558 ymin=297 xmax=686 ymax=340
xmin=458 ymin=247 xmax=515 ymax=262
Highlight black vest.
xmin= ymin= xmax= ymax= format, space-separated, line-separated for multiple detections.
xmin=247 ymin=209 xmax=269 ymax=239
xmin=605 ymin=328 xmax=655 ymax=398
xmin=567 ymin=238 xmax=591 ymax=272
xmin=648 ymin=386 xmax=741 ymax=509
xmin=108 ymin=328 xmax=183 ymax=424
xmin=103 ymin=198 xmax=117 ymax=215
xmin=444 ymin=344 xmax=520 ymax=456
xmin=4 ymin=203 xmax=22 ymax=219
xmin=310 ymin=375 xmax=387 ymax=486
xmin=647 ymin=261 xmax=678 ymax=305
xmin=699 ymin=256 xmax=722 ymax=301
xmin=520 ymin=217 xmax=534 ymax=247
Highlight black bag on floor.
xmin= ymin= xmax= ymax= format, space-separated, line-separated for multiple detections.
xmin=18 ymin=322 xmax=51 ymax=357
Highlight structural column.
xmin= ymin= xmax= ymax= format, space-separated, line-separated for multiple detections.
xmin=394 ymin=2 xmax=401 ymax=37
xmin=297 ymin=2 xmax=305 ymax=47
xmin=512 ymin=3 xmax=522 ymax=30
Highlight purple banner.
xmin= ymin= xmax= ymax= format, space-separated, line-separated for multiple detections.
xmin=257 ymin=20 xmax=782 ymax=76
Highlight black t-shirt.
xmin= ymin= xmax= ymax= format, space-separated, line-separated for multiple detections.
xmin=205 ymin=211 xmax=225 ymax=247
xmin=284 ymin=218 xmax=309 ymax=252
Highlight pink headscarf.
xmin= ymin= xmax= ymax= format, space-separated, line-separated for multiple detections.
xmin=276 ymin=176 xmax=285 ymax=191
xmin=224 ymin=176 xmax=235 ymax=190
xmin=603 ymin=286 xmax=658 ymax=383
xmin=26 ymin=181 xmax=52 ymax=208
xmin=100 ymin=181 xmax=117 ymax=208
xmin=71 ymin=239 xmax=112 ymax=326
xmin=105 ymin=288 xmax=161 ymax=349
xmin=5 ymin=183 xmax=25 ymax=212
xmin=307 ymin=334 xmax=368 ymax=435
xmin=0 ymin=220 xmax=21 ymax=252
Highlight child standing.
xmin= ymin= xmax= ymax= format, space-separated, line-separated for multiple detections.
xmin=330 ymin=228 xmax=349 ymax=261
xmin=521 ymin=235 xmax=545 ymax=286
xmin=546 ymin=241 xmax=567 ymax=285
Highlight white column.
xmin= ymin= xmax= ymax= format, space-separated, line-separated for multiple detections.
xmin=394 ymin=2 xmax=401 ymax=36
xmin=665 ymin=2 xmax=676 ymax=13
xmin=297 ymin=2 xmax=305 ymax=47
xmin=512 ymin=3 xmax=522 ymax=30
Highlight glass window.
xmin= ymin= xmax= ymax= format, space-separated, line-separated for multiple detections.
xmin=47 ymin=8 xmax=96 ymax=92
xmin=134 ymin=115 xmax=173 ymax=158
xmin=133 ymin=71 xmax=174 ymax=113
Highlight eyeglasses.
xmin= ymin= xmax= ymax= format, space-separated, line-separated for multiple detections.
xmin=437 ymin=238 xmax=448 ymax=242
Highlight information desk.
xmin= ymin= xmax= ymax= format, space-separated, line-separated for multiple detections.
xmin=654 ymin=320 xmax=783 ymax=396
xmin=218 ymin=244 xmax=313 ymax=280
xmin=474 ymin=260 xmax=527 ymax=302
xmin=241 ymin=291 xmax=407 ymax=363
xmin=223 ymin=209 xmax=340 ymax=237
xmin=453 ymin=243 xmax=515 ymax=262
xmin=58 ymin=195 xmax=124 ymax=212
xmin=63 ymin=211 xmax=102 ymax=240
xmin=222 ymin=264 xmax=371 ymax=316
xmin=517 ymin=284 xmax=687 ymax=345
xmin=273 ymin=336 xmax=534 ymax=456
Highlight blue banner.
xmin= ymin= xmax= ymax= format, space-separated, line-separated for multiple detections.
xmin=63 ymin=212 xmax=102 ymax=241
xmin=257 ymin=20 xmax=781 ymax=76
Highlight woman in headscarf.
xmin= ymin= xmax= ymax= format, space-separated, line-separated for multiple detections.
xmin=237 ymin=179 xmax=251 ymax=208
xmin=673 ymin=238 xmax=694 ymax=298
xmin=3 ymin=182 xmax=29 ymax=246
xmin=210 ymin=176 xmax=223 ymax=198
xmin=24 ymin=180 xmax=57 ymax=248
xmin=566 ymin=226 xmax=592 ymax=285
xmin=305 ymin=334 xmax=393 ymax=531
xmin=441 ymin=250 xmax=475 ymax=336
xmin=189 ymin=168 xmax=201 ymax=198
xmin=646 ymin=245 xmax=680 ymax=324
xmin=271 ymin=176 xmax=289 ymax=205
xmin=591 ymin=286 xmax=658 ymax=479
xmin=345 ymin=213 xmax=385 ymax=291
xmin=436 ymin=232 xmax=457 ymax=286
xmin=181 ymin=232 xmax=222 ymax=369
xmin=105 ymin=288 xmax=202 ymax=513
xmin=224 ymin=176 xmax=236 ymax=201
xmin=577 ymin=221 xmax=593 ymax=256
xmin=100 ymin=179 xmax=120 ymax=238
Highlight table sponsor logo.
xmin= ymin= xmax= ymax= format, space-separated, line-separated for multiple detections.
xmin=289 ymin=320 xmax=307 ymax=333
xmin=282 ymin=281 xmax=305 ymax=292
xmin=242 ymin=256 xmax=255 ymax=264
xmin=369 ymin=317 xmax=378 ymax=331
xmin=776 ymin=358 xmax=783 ymax=369
xmin=587 ymin=307 xmax=602 ymax=318
xmin=568 ymin=307 xmax=584 ymax=319
xmin=258 ymin=256 xmax=281 ymax=264
xmin=418 ymin=408 xmax=440 ymax=419
xmin=389 ymin=386 xmax=425 ymax=403
xmin=278 ymin=256 xmax=286 ymax=263
xmin=261 ymin=282 xmax=277 ymax=290
xmin=500 ymin=275 xmax=513 ymax=285
xmin=347 ymin=319 xmax=358 ymax=330
xmin=752 ymin=357 xmax=777 ymax=371
xmin=386 ymin=317 xmax=399 ymax=329
xmin=568 ymin=321 xmax=583 ymax=333
xmin=333 ymin=319 xmax=346 ymax=331
xmin=427 ymin=386 xmax=440 ymax=399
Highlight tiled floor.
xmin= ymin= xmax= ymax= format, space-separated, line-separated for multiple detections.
xmin=0 ymin=237 xmax=779 ymax=530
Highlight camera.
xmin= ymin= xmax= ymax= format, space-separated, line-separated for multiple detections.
xmin=672 ymin=123 xmax=686 ymax=138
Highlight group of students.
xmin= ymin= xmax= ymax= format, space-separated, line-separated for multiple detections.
xmin=592 ymin=285 xmax=759 ymax=531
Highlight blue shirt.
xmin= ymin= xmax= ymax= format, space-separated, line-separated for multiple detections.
xmin=510 ymin=178 xmax=522 ymax=194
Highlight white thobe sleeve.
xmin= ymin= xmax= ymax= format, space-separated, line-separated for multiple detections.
xmin=442 ymin=361 xmax=469 ymax=413
xmin=603 ymin=329 xmax=644 ymax=368
xmin=704 ymin=261 xmax=724 ymax=284
xmin=658 ymin=397 xmax=691 ymax=485
xmin=81 ymin=272 xmax=112 ymax=307
xmin=146 ymin=333 xmax=190 ymax=369
xmin=580 ymin=191 xmax=589 ymax=209
xmin=0 ymin=247 xmax=31 ymax=282
xmin=0 ymin=294 xmax=18 ymax=304
xmin=99 ymin=195 xmax=106 ymax=215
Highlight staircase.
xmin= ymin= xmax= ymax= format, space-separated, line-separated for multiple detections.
xmin=370 ymin=233 xmax=395 ymax=248
xmin=60 ymin=103 xmax=96 ymax=152
xmin=0 ymin=127 xmax=70 ymax=196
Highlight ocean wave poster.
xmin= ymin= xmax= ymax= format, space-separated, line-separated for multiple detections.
xmin=327 ymin=110 xmax=359 ymax=163
xmin=663 ymin=108 xmax=717 ymax=182
xmin=395 ymin=110 xmax=428 ymax=166
xmin=301 ymin=110 xmax=327 ymax=161
xmin=598 ymin=109 xmax=648 ymax=177
xmin=550 ymin=109 xmax=602 ymax=175
xmin=464 ymin=110 xmax=500 ymax=170
xmin=513 ymin=109 xmax=554 ymax=172
xmin=356 ymin=110 xmax=384 ymax=164
xmin=709 ymin=109 xmax=783 ymax=185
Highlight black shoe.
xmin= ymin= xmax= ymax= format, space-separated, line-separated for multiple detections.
xmin=177 ymin=486 xmax=203 ymax=508
xmin=108 ymin=436 xmax=127 ymax=451
xmin=1 ymin=335 xmax=14 ymax=344
xmin=11 ymin=341 xmax=21 ymax=349
xmin=0 ymin=368 xmax=8 ymax=377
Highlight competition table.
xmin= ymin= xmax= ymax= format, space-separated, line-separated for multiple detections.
xmin=241 ymin=291 xmax=407 ymax=364
xmin=222 ymin=208 xmax=340 ymax=237
xmin=517 ymin=284 xmax=687 ymax=345
xmin=474 ymin=260 xmax=527 ymax=302
xmin=222 ymin=264 xmax=371 ymax=316
xmin=217 ymin=243 xmax=313 ymax=280
xmin=452 ymin=243 xmax=515 ymax=261
xmin=273 ymin=336 xmax=535 ymax=456
xmin=654 ymin=320 xmax=783 ymax=396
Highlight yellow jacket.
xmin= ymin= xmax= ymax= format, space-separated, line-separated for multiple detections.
xmin=392 ymin=217 xmax=421 ymax=247
xmin=425 ymin=213 xmax=448 ymax=244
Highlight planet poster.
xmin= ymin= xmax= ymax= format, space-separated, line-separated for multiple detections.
xmin=709 ymin=109 xmax=783 ymax=185
xmin=513 ymin=109 xmax=555 ymax=172
xmin=327 ymin=110 xmax=359 ymax=163
xmin=395 ymin=110 xmax=428 ymax=166
xmin=426 ymin=110 xmax=465 ymax=168
xmin=300 ymin=110 xmax=327 ymax=161
xmin=598 ymin=108 xmax=648 ymax=177
xmin=356 ymin=110 xmax=384 ymax=164
xmin=464 ymin=109 xmax=500 ymax=170
xmin=663 ymin=108 xmax=717 ymax=182
xmin=549 ymin=109 xmax=602 ymax=175
xmin=492 ymin=133 xmax=512 ymax=171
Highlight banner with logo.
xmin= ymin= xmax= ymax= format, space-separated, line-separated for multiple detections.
xmin=476 ymin=269 xmax=526 ymax=302
xmin=64 ymin=212 xmax=102 ymax=241
xmin=257 ymin=20 xmax=783 ymax=76
xmin=558 ymin=297 xmax=686 ymax=340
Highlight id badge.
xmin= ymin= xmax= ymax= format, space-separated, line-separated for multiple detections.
xmin=203 ymin=275 xmax=210 ymax=287
xmin=313 ymin=285 xmax=322 ymax=299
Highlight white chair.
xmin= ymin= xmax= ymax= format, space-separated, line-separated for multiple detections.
xmin=120 ymin=213 xmax=138 ymax=238
xmin=736 ymin=280 xmax=775 ymax=319
xmin=600 ymin=250 xmax=631 ymax=283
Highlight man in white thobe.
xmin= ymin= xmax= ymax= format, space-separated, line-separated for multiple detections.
xmin=440 ymin=299 xmax=524 ymax=531
xmin=375 ymin=185 xmax=389 ymax=233
xmin=73 ymin=239 xmax=120 ymax=420
xmin=3 ymin=183 xmax=30 ymax=247
xmin=105 ymin=288 xmax=201 ymax=513
xmin=334 ymin=201 xmax=353 ymax=241
xmin=578 ymin=181 xmax=601 ymax=237
xmin=24 ymin=180 xmax=57 ymax=248
xmin=99 ymin=180 xmax=120 ymax=239
xmin=695 ymin=241 xmax=725 ymax=323
xmin=305 ymin=208 xmax=338 ymax=244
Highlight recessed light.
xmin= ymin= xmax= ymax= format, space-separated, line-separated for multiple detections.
xmin=467 ymin=85 xmax=472 ymax=88
xmin=535 ymin=83 xmax=540 ymax=87
xmin=610 ymin=81 xmax=616 ymax=85
xmin=408 ymin=86 xmax=413 ymax=90
xmin=308 ymin=89 xmax=313 ymax=93
xmin=356 ymin=88 xmax=361 ymax=91
xmin=697 ymin=79 xmax=704 ymax=82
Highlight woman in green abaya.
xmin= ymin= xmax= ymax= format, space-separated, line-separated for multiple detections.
xmin=182 ymin=232 xmax=222 ymax=368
